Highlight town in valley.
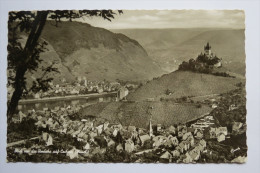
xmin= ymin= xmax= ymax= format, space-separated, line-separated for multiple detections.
xmin=6 ymin=10 xmax=247 ymax=163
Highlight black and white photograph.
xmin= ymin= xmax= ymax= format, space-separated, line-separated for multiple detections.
xmin=4 ymin=9 xmax=249 ymax=163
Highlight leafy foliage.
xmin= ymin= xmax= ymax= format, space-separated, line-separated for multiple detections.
xmin=7 ymin=10 xmax=122 ymax=119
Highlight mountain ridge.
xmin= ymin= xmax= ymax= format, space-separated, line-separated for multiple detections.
xmin=21 ymin=21 xmax=165 ymax=83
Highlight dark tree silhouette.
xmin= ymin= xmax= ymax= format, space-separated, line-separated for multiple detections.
xmin=7 ymin=10 xmax=123 ymax=122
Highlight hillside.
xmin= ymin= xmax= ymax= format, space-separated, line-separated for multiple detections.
xmin=77 ymin=101 xmax=212 ymax=128
xmin=127 ymin=71 xmax=244 ymax=101
xmin=112 ymin=29 xmax=245 ymax=75
xmin=22 ymin=21 xmax=165 ymax=83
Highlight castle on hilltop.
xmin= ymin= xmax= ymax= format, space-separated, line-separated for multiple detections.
xmin=178 ymin=42 xmax=229 ymax=76
xmin=197 ymin=42 xmax=222 ymax=68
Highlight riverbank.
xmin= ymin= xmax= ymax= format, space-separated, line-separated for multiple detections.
xmin=19 ymin=92 xmax=117 ymax=104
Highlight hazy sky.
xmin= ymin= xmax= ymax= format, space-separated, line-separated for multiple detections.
xmin=80 ymin=10 xmax=245 ymax=29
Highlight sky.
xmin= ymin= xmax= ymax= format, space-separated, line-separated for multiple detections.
xmin=80 ymin=10 xmax=245 ymax=29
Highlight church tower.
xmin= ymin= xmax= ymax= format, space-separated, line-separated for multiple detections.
xmin=149 ymin=119 xmax=153 ymax=137
xmin=204 ymin=42 xmax=211 ymax=57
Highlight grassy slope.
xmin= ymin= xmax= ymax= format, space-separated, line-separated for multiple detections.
xmin=127 ymin=71 xmax=243 ymax=101
xmin=78 ymin=101 xmax=212 ymax=128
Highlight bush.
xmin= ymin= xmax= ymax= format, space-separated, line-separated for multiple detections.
xmin=165 ymin=89 xmax=172 ymax=95
xmin=197 ymin=104 xmax=202 ymax=108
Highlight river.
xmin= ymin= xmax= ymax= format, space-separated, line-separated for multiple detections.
xmin=17 ymin=95 xmax=117 ymax=113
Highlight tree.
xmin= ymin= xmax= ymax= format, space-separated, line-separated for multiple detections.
xmin=7 ymin=10 xmax=123 ymax=122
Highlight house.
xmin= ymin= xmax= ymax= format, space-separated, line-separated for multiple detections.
xmin=199 ymin=139 xmax=207 ymax=148
xmin=231 ymin=156 xmax=247 ymax=163
xmin=103 ymin=122 xmax=109 ymax=131
xmin=18 ymin=111 xmax=27 ymax=122
xmin=42 ymin=132 xmax=48 ymax=141
xmin=177 ymin=124 xmax=187 ymax=132
xmin=106 ymin=138 xmax=116 ymax=147
xmin=110 ymin=123 xmax=123 ymax=130
xmin=172 ymin=150 xmax=180 ymax=157
xmin=217 ymin=127 xmax=228 ymax=136
xmin=127 ymin=126 xmax=136 ymax=133
xmin=72 ymin=130 xmax=81 ymax=138
xmin=54 ymin=106 xmax=60 ymax=111
xmin=122 ymin=130 xmax=132 ymax=140
xmin=84 ymin=121 xmax=94 ymax=129
xmin=167 ymin=125 xmax=176 ymax=134
xmin=168 ymin=135 xmax=179 ymax=146
xmin=178 ymin=131 xmax=184 ymax=138
xmin=187 ymin=127 xmax=195 ymax=134
xmin=83 ymin=143 xmax=90 ymax=150
xmin=157 ymin=124 xmax=162 ymax=132
xmin=160 ymin=151 xmax=172 ymax=162
xmin=96 ymin=124 xmax=104 ymax=135
xmin=195 ymin=130 xmax=204 ymax=139
xmin=139 ymin=134 xmax=150 ymax=145
xmin=178 ymin=125 xmax=187 ymax=137
xmin=232 ymin=122 xmax=243 ymax=133
xmin=205 ymin=115 xmax=214 ymax=121
xmin=117 ymin=87 xmax=129 ymax=100
xmin=7 ymin=86 xmax=14 ymax=100
xmin=103 ymin=127 xmax=113 ymax=136
xmin=210 ymin=127 xmax=227 ymax=139
xmin=186 ymin=136 xmax=195 ymax=147
xmin=89 ymin=131 xmax=98 ymax=140
xmin=175 ymin=145 xmax=184 ymax=154
xmin=179 ymin=141 xmax=190 ymax=152
xmin=34 ymin=93 xmax=41 ymax=99
xmin=125 ymin=139 xmax=135 ymax=153
xmin=112 ymin=129 xmax=119 ymax=137
xmin=210 ymin=128 xmax=217 ymax=138
xmin=194 ymin=145 xmax=204 ymax=153
xmin=152 ymin=136 xmax=168 ymax=148
xmin=212 ymin=103 xmax=218 ymax=108
xmin=77 ymin=131 xmax=85 ymax=139
xmin=183 ymin=132 xmax=193 ymax=141
xmin=189 ymin=148 xmax=200 ymax=161
xmin=229 ymin=104 xmax=238 ymax=111
xmin=116 ymin=144 xmax=124 ymax=152
xmin=183 ymin=153 xmax=193 ymax=163
xmin=214 ymin=61 xmax=222 ymax=68
xmin=66 ymin=147 xmax=80 ymax=159
xmin=70 ymin=88 xmax=79 ymax=95
xmin=217 ymin=133 xmax=226 ymax=142
xmin=97 ymin=87 xmax=104 ymax=93
xmin=46 ymin=134 xmax=53 ymax=146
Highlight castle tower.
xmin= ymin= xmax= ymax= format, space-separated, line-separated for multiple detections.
xmin=204 ymin=42 xmax=211 ymax=57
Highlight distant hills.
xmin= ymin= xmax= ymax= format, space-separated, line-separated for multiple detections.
xmin=19 ymin=23 xmax=246 ymax=86
xmin=22 ymin=21 xmax=165 ymax=83
xmin=112 ymin=28 xmax=245 ymax=75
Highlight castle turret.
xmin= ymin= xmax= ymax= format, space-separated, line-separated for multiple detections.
xmin=204 ymin=42 xmax=211 ymax=57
